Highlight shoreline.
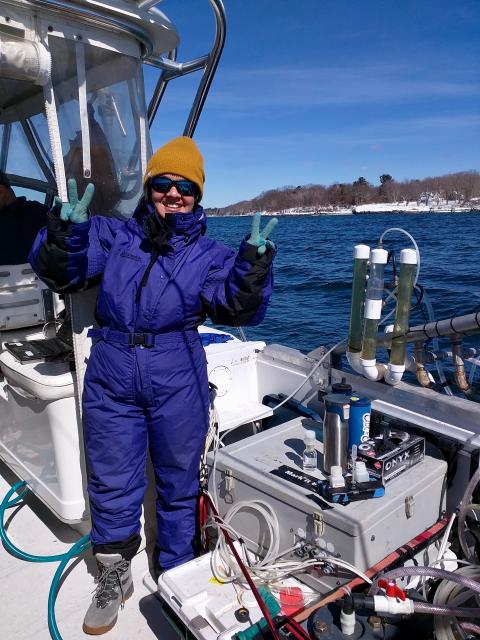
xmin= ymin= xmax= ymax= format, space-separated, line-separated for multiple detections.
xmin=208 ymin=202 xmax=480 ymax=217
xmin=210 ymin=208 xmax=480 ymax=217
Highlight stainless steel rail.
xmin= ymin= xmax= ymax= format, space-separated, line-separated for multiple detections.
xmin=400 ymin=312 xmax=480 ymax=343
xmin=146 ymin=0 xmax=226 ymax=137
xmin=137 ymin=0 xmax=163 ymax=9
xmin=333 ymin=311 xmax=480 ymax=355
xmin=21 ymin=119 xmax=56 ymax=187
xmin=0 ymin=123 xmax=11 ymax=171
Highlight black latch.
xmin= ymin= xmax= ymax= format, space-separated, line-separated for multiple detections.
xmin=129 ymin=333 xmax=154 ymax=348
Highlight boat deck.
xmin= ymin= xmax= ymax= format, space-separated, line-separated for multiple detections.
xmin=0 ymin=462 xmax=177 ymax=640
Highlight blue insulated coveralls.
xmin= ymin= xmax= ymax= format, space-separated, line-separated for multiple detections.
xmin=29 ymin=202 xmax=275 ymax=569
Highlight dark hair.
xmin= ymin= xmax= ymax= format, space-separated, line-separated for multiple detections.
xmin=0 ymin=171 xmax=11 ymax=188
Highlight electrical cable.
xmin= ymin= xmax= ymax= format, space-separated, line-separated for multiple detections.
xmin=421 ymin=288 xmax=453 ymax=395
xmin=432 ymin=565 xmax=480 ymax=640
xmin=370 ymin=565 xmax=480 ymax=597
xmin=468 ymin=359 xmax=478 ymax=385
xmin=434 ymin=513 xmax=456 ymax=566
xmin=247 ymin=556 xmax=372 ymax=585
xmin=378 ymin=227 xmax=421 ymax=286
xmin=271 ymin=339 xmax=344 ymax=413
xmin=204 ymin=493 xmax=372 ymax=639
xmin=204 ymin=492 xmax=280 ymax=640
xmin=284 ymin=618 xmax=311 ymax=640
xmin=237 ymin=326 xmax=248 ymax=342
xmin=459 ymin=621 xmax=480 ymax=636
xmin=210 ymin=499 xmax=281 ymax=583
xmin=458 ymin=465 xmax=480 ymax=562
xmin=206 ymin=497 xmax=372 ymax=586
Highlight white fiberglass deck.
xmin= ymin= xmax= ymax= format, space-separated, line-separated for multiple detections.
xmin=0 ymin=462 xmax=177 ymax=640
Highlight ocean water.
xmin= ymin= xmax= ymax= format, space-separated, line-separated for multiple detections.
xmin=208 ymin=213 xmax=480 ymax=354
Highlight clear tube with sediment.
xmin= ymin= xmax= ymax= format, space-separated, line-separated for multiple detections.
xmin=361 ymin=249 xmax=388 ymax=365
xmin=347 ymin=245 xmax=370 ymax=354
xmin=389 ymin=249 xmax=417 ymax=367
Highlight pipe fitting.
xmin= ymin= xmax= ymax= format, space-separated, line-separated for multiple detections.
xmin=384 ymin=362 xmax=405 ymax=386
xmin=414 ymin=342 xmax=434 ymax=388
xmin=360 ymin=358 xmax=386 ymax=381
xmin=451 ymin=338 xmax=470 ymax=392
xmin=346 ymin=350 xmax=364 ymax=375
xmin=373 ymin=594 xmax=415 ymax=615
xmin=340 ymin=595 xmax=356 ymax=636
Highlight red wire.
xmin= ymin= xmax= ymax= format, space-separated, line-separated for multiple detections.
xmin=203 ymin=492 xmax=280 ymax=640
xmin=285 ymin=619 xmax=311 ymax=640
xmin=198 ymin=494 xmax=208 ymax=553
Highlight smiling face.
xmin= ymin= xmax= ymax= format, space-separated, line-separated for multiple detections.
xmin=150 ymin=173 xmax=196 ymax=218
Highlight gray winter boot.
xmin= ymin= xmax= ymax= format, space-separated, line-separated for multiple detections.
xmin=82 ymin=553 xmax=134 ymax=635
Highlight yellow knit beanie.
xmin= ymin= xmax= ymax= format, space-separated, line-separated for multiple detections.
xmin=144 ymin=136 xmax=205 ymax=199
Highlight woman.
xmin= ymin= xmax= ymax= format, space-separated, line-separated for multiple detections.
xmin=29 ymin=136 xmax=277 ymax=635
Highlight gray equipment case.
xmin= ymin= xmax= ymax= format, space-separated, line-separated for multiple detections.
xmin=208 ymin=418 xmax=447 ymax=592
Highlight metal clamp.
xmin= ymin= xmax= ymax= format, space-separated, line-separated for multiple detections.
xmin=313 ymin=512 xmax=325 ymax=537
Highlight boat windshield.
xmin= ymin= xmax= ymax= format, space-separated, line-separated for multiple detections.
xmin=49 ymin=36 xmax=149 ymax=218
xmin=0 ymin=34 xmax=149 ymax=218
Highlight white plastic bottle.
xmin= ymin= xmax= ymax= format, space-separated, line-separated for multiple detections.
xmin=354 ymin=460 xmax=370 ymax=483
xmin=302 ymin=430 xmax=318 ymax=472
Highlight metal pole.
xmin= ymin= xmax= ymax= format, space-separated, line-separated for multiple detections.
xmin=146 ymin=0 xmax=226 ymax=136
xmin=183 ymin=0 xmax=226 ymax=137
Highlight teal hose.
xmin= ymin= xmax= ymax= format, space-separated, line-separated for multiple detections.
xmin=48 ymin=534 xmax=91 ymax=640
xmin=0 ymin=481 xmax=69 ymax=562
xmin=1 ymin=480 xmax=91 ymax=639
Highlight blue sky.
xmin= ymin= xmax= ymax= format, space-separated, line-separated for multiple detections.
xmin=145 ymin=0 xmax=480 ymax=208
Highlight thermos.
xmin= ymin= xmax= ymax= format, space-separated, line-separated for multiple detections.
xmin=322 ymin=394 xmax=350 ymax=474
xmin=348 ymin=396 xmax=371 ymax=450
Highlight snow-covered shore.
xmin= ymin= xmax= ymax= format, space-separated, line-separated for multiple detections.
xmin=351 ymin=201 xmax=479 ymax=214
xmin=257 ymin=201 xmax=480 ymax=216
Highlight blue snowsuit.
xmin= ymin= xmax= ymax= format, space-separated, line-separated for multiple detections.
xmin=29 ymin=201 xmax=275 ymax=569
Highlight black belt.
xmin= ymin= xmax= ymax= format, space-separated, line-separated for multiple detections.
xmin=87 ymin=328 xmax=196 ymax=348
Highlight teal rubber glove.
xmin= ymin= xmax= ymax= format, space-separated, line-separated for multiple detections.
xmin=247 ymin=211 xmax=278 ymax=255
xmin=54 ymin=178 xmax=95 ymax=224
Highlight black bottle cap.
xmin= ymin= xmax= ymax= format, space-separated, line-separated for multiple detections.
xmin=331 ymin=378 xmax=353 ymax=395
xmin=235 ymin=607 xmax=250 ymax=623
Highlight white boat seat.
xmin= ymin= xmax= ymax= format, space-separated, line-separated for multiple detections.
xmin=0 ymin=349 xmax=75 ymax=401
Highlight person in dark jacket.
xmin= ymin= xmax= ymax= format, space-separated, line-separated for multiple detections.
xmin=0 ymin=171 xmax=48 ymax=265
xmin=29 ymin=136 xmax=277 ymax=635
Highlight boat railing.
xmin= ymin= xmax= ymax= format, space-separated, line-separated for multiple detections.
xmin=146 ymin=0 xmax=226 ymax=136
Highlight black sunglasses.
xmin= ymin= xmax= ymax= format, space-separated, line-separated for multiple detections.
xmin=150 ymin=177 xmax=198 ymax=198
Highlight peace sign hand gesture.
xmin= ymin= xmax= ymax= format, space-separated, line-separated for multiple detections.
xmin=54 ymin=179 xmax=95 ymax=224
xmin=247 ymin=212 xmax=278 ymax=255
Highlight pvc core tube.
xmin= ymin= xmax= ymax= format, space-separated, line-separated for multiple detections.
xmin=389 ymin=249 xmax=417 ymax=368
xmin=385 ymin=249 xmax=417 ymax=385
xmin=347 ymin=245 xmax=370 ymax=354
xmin=361 ymin=249 xmax=388 ymax=364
